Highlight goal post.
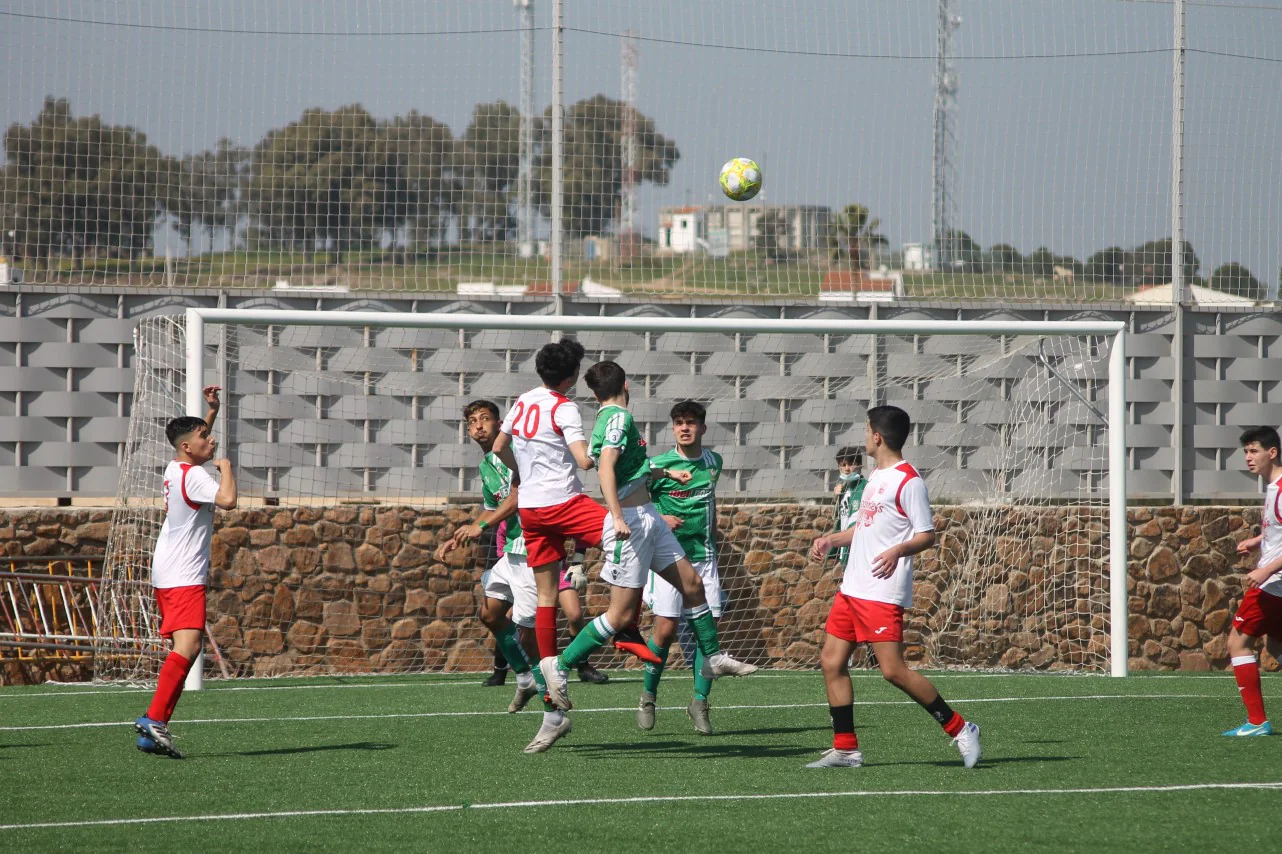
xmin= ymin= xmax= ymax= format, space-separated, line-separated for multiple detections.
xmin=102 ymin=308 xmax=1128 ymax=684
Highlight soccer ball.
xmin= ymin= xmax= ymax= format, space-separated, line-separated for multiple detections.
xmin=719 ymin=158 xmax=762 ymax=201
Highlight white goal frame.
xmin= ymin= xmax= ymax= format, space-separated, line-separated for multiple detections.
xmin=182 ymin=308 xmax=1129 ymax=677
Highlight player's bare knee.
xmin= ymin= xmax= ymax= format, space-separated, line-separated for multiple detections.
xmin=878 ymin=660 xmax=909 ymax=687
xmin=1227 ymin=627 xmax=1256 ymax=657
xmin=653 ymin=617 xmax=678 ymax=648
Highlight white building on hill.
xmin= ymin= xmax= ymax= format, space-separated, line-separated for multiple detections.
xmin=658 ymin=204 xmax=831 ymax=255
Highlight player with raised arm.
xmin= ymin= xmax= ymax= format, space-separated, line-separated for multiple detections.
xmin=806 ymin=405 xmax=981 ymax=769
xmin=134 ymin=388 xmax=236 ymax=758
xmin=1219 ymin=426 xmax=1282 ymax=737
xmin=435 ymin=400 xmax=551 ymax=722
xmin=637 ymin=400 xmax=726 ymax=735
xmin=538 ymin=362 xmax=757 ymax=722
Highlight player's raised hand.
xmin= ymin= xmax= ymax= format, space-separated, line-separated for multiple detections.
xmin=203 ymin=386 xmax=222 ymax=408
xmin=213 ymin=458 xmax=233 ymax=476
xmin=871 ymin=546 xmax=902 ymax=578
xmin=809 ymin=535 xmax=832 ymax=563
xmin=661 ymin=514 xmax=684 ymax=531
xmin=668 ymin=469 xmax=694 ymax=485
xmin=612 ymin=516 xmax=632 ymax=541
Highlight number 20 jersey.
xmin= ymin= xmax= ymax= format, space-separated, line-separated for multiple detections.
xmin=500 ymin=386 xmax=588 ymax=509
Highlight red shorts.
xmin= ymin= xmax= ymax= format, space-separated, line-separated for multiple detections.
xmin=1233 ymin=587 xmax=1282 ymax=638
xmin=825 ymin=592 xmax=904 ymax=644
xmin=519 ymin=495 xmax=607 ymax=568
xmin=155 ymin=584 xmax=207 ymax=638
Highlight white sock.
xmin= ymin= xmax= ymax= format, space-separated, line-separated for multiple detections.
xmin=542 ymin=710 xmax=564 ymax=726
xmin=517 ymin=670 xmax=535 ymax=690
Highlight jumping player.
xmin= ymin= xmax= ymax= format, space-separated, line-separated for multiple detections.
xmin=539 ymin=362 xmax=757 ymax=720
xmin=638 ymin=400 xmax=725 ymax=735
xmin=134 ymin=388 xmax=237 ymax=758
xmin=1219 ymin=426 xmax=1282 ymax=737
xmin=807 ymin=405 xmax=981 ymax=769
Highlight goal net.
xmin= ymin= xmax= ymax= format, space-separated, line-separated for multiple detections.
xmin=99 ymin=311 xmax=1126 ymax=683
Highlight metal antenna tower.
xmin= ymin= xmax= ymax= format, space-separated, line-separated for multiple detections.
xmin=931 ymin=1 xmax=960 ymax=269
xmin=516 ymin=0 xmax=535 ymax=257
xmin=620 ymin=30 xmax=638 ymax=245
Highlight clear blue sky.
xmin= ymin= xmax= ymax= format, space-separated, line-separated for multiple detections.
xmin=3 ymin=0 xmax=1280 ymax=286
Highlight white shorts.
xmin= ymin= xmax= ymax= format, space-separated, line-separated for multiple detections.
xmin=599 ymin=505 xmax=686 ymax=590
xmin=481 ymin=552 xmax=537 ymax=628
xmin=643 ymin=558 xmax=724 ymax=620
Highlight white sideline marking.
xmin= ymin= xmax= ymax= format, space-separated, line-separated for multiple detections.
xmin=0 ymin=694 xmax=1218 ymax=732
xmin=1 ymin=670 xmax=1252 ymax=700
xmin=3 ymin=781 xmax=1280 ymax=832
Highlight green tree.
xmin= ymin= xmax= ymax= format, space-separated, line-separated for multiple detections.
xmin=533 ymin=95 xmax=678 ymax=238
xmin=1025 ymin=247 xmax=1056 ymax=278
xmin=1 ymin=97 xmax=168 ymax=263
xmin=1085 ymin=246 xmax=1127 ymax=285
xmin=827 ymin=203 xmax=887 ymax=270
xmin=382 ymin=110 xmax=457 ymax=253
xmin=986 ymin=243 xmax=1022 ymax=272
xmin=162 ymin=139 xmax=249 ymax=253
xmin=940 ymin=229 xmax=982 ymax=272
xmin=1129 ymin=238 xmax=1199 ymax=286
xmin=754 ymin=209 xmax=792 ymax=262
xmin=455 ymin=101 xmax=521 ymax=244
xmin=245 ymin=104 xmax=401 ymax=256
xmin=1208 ymin=262 xmax=1267 ymax=301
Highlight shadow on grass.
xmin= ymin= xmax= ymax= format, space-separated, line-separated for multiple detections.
xmin=568 ymin=740 xmax=815 ymax=760
xmin=202 ymin=741 xmax=397 ymax=758
xmin=887 ymin=755 xmax=1078 ymax=769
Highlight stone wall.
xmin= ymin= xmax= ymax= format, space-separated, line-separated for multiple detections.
xmin=0 ymin=504 xmax=1275 ymax=683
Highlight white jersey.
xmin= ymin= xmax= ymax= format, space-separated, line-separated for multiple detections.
xmin=1258 ymin=475 xmax=1282 ymax=598
xmin=500 ymin=386 xmax=587 ymax=509
xmin=152 ymin=460 xmax=219 ymax=588
xmin=840 ymin=460 xmax=935 ymax=607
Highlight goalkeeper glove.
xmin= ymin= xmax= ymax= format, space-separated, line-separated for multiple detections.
xmin=565 ymin=562 xmax=588 ymax=593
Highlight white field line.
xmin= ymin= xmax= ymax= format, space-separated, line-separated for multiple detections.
xmin=0 ymin=670 xmax=1253 ymax=700
xmin=3 ymin=781 xmax=1281 ymax=833
xmin=0 ymin=694 xmax=1220 ymax=732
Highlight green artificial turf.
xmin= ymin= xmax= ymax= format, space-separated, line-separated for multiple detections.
xmin=2 ymin=671 xmax=1280 ymax=852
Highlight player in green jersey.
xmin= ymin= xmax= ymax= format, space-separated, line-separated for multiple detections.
xmin=638 ymin=400 xmax=726 ymax=735
xmin=436 ymin=401 xmax=562 ymax=748
xmin=832 ymin=446 xmax=867 ymax=567
xmin=538 ymin=362 xmax=758 ymax=720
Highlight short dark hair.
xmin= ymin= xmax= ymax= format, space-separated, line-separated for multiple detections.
xmin=166 ymin=416 xmax=208 ymax=448
xmin=535 ymin=338 xmax=586 ymax=386
xmin=669 ymin=400 xmax=706 ymax=425
xmin=867 ymin=405 xmax=911 ymax=453
xmin=584 ymin=360 xmax=627 ymax=401
xmin=835 ymin=445 xmax=862 ymax=464
xmin=1240 ymin=426 xmax=1281 ymax=453
xmin=463 ymin=399 xmax=500 ymax=421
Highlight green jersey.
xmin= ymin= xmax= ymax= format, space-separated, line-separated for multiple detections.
xmin=833 ymin=474 xmax=867 ymax=564
xmin=648 ymin=448 xmax=723 ymax=562
xmin=479 ymin=452 xmax=524 ymax=557
xmin=589 ymin=404 xmax=651 ymax=499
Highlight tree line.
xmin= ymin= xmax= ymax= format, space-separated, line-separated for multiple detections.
xmin=0 ymin=96 xmax=679 ymax=264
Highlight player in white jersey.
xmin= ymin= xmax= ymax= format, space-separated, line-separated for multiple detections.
xmin=136 ymin=388 xmax=237 ymax=758
xmin=807 ymin=405 xmax=981 ymax=769
xmin=1219 ymin=426 xmax=1282 ymax=736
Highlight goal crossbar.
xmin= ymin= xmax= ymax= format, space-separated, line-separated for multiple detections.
xmin=181 ymin=308 xmax=1129 ymax=677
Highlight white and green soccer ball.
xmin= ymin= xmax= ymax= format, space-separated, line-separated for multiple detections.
xmin=719 ymin=157 xmax=762 ymax=201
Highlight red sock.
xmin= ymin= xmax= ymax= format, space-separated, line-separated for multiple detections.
xmin=1233 ymin=655 xmax=1269 ymax=725
xmin=146 ymin=651 xmax=192 ymax=723
xmin=942 ymin=711 xmax=966 ymax=738
xmin=833 ymin=732 xmax=859 ymax=751
xmin=536 ymin=606 xmax=558 ymax=659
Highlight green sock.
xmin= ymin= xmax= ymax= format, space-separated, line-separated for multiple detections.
xmin=692 ymin=646 xmax=712 ymax=701
xmin=687 ymin=607 xmax=721 ymax=657
xmin=558 ymin=615 xmax=614 ymax=670
xmin=494 ymin=623 xmax=531 ymax=674
xmin=642 ymin=638 xmax=670 ymax=696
